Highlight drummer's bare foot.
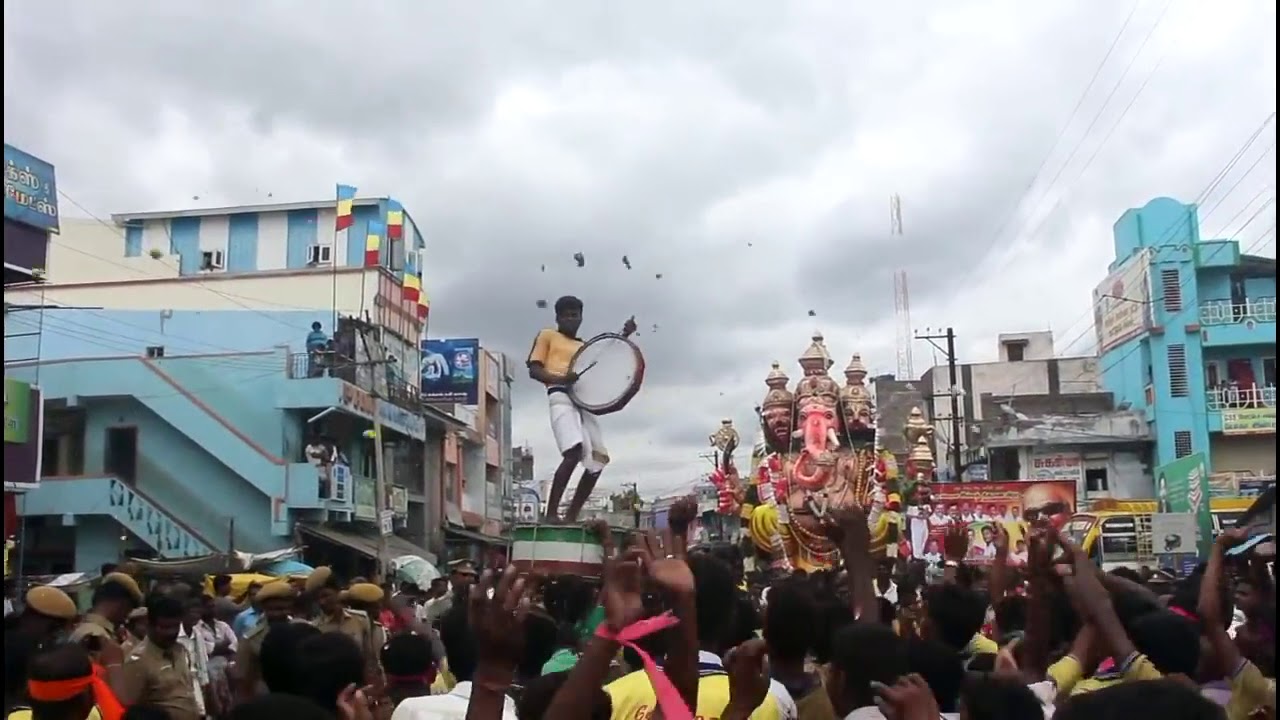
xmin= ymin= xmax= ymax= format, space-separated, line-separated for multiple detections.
xmin=564 ymin=470 xmax=601 ymax=523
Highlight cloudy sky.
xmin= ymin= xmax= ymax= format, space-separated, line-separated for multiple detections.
xmin=5 ymin=1 xmax=1276 ymax=500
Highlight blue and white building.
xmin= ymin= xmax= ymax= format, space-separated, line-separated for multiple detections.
xmin=1 ymin=197 xmax=512 ymax=575
xmin=1096 ymin=197 xmax=1276 ymax=490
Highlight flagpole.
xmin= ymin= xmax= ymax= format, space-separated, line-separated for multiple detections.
xmin=331 ymin=223 xmax=340 ymax=337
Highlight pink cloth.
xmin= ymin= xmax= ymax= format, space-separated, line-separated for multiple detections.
xmin=595 ymin=612 xmax=691 ymax=720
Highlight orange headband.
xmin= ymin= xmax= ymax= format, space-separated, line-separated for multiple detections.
xmin=28 ymin=676 xmax=94 ymax=702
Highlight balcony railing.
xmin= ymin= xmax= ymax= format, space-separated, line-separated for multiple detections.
xmin=1199 ymin=297 xmax=1277 ymax=326
xmin=1206 ymin=384 xmax=1277 ymax=411
xmin=288 ymin=351 xmax=421 ymax=414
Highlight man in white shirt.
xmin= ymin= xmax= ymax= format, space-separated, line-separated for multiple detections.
xmin=415 ymin=561 xmax=477 ymax=626
xmin=873 ymin=562 xmax=899 ymax=605
xmin=391 ymin=679 xmax=518 ymax=720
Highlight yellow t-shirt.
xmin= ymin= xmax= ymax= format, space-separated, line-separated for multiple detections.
xmin=1226 ymin=658 xmax=1272 ymax=720
xmin=606 ymin=668 xmax=784 ymax=720
xmin=1046 ymin=652 xmax=1163 ymax=697
xmin=8 ymin=707 xmax=103 ymax=720
xmin=966 ymin=633 xmax=998 ymax=656
xmin=527 ymin=329 xmax=583 ymax=379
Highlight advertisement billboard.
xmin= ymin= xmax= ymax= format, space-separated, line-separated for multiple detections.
xmin=907 ymin=481 xmax=1078 ymax=564
xmin=421 ymin=338 xmax=480 ymax=404
xmin=4 ymin=378 xmax=44 ymax=491
xmin=1092 ymin=247 xmax=1152 ymax=354
xmin=1030 ymin=452 xmax=1083 ymax=485
xmin=1156 ymin=453 xmax=1212 ymax=557
xmin=1221 ymin=407 xmax=1277 ymax=436
xmin=4 ymin=144 xmax=59 ymax=234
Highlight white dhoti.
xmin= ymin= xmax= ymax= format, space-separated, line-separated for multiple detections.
xmin=549 ymin=391 xmax=610 ymax=473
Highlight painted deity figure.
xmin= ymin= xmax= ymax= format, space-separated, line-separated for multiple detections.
xmin=839 ymin=353 xmax=875 ymax=432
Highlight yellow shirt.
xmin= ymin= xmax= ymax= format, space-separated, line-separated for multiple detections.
xmin=1226 ymin=658 xmax=1272 ymax=720
xmin=1046 ymin=652 xmax=1163 ymax=697
xmin=527 ymin=329 xmax=583 ymax=379
xmin=965 ymin=633 xmax=998 ymax=656
xmin=606 ymin=666 xmax=785 ymax=720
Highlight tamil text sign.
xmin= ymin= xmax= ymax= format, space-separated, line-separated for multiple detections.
xmin=421 ymin=338 xmax=480 ymax=404
xmin=4 ymin=378 xmax=44 ymax=490
xmin=4 ymin=144 xmax=59 ymax=233
xmin=1221 ymin=407 xmax=1276 ymax=436
xmin=1030 ymin=452 xmax=1083 ymax=485
xmin=1092 ymin=248 xmax=1152 ymax=353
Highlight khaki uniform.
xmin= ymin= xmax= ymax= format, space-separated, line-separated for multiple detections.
xmin=117 ymin=639 xmax=201 ymax=720
xmin=311 ymin=609 xmax=380 ymax=680
xmin=70 ymin=613 xmax=122 ymax=664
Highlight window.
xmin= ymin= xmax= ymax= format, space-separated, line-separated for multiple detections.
xmin=1205 ymin=362 xmax=1220 ymax=388
xmin=1161 ymin=268 xmax=1182 ymax=312
xmin=1085 ymin=468 xmax=1109 ymax=493
xmin=1264 ymin=357 xmax=1277 ymax=387
xmin=1167 ymin=344 xmax=1189 ymax=397
xmin=1004 ymin=342 xmax=1026 ymax=362
xmin=104 ymin=427 xmax=138 ymax=484
xmin=1174 ymin=430 xmax=1193 ymax=458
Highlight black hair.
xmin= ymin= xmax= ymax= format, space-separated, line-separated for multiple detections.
xmin=553 ymin=296 xmax=583 ymax=316
xmin=516 ymin=671 xmax=611 ymax=720
xmin=259 ymin=622 xmax=322 ymax=694
xmin=923 ymin=583 xmax=987 ymax=651
xmin=1170 ymin=568 xmax=1232 ymax=629
xmin=964 ymin=653 xmax=997 ymax=672
xmin=727 ymin=593 xmax=759 ymax=649
xmin=905 ymin=639 xmax=964 ymax=713
xmin=310 ymin=322 xmax=322 ymax=331
xmin=438 ymin=602 xmax=478 ymax=682
xmin=292 ymin=632 xmax=365 ymax=713
xmin=958 ymin=673 xmax=1043 ymax=720
xmin=1128 ymin=611 xmax=1201 ymax=676
xmin=542 ymin=575 xmax=594 ymax=626
xmin=812 ymin=599 xmax=856 ymax=664
xmin=688 ymin=553 xmax=738 ymax=653
xmin=518 ymin=612 xmax=560 ymax=682
xmin=122 ymin=705 xmax=173 ymax=720
xmin=229 ymin=694 xmax=333 ymax=720
xmin=1053 ymin=679 xmax=1224 ymax=720
xmin=145 ymin=594 xmax=184 ymax=622
xmin=91 ymin=581 xmax=139 ymax=609
xmin=99 ymin=564 xmax=118 ymax=576
xmin=827 ymin=623 xmax=909 ymax=712
xmin=763 ymin=575 xmax=818 ymax=663
xmin=380 ymin=632 xmax=434 ymax=678
xmin=992 ymin=595 xmax=1027 ymax=636
xmin=212 ymin=575 xmax=232 ymax=589
xmin=23 ymin=643 xmax=96 ymax=720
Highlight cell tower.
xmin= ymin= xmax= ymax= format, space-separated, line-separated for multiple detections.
xmin=890 ymin=195 xmax=914 ymax=379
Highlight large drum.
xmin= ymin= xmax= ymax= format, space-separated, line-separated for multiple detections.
xmin=510 ymin=524 xmax=626 ymax=578
xmin=567 ymin=332 xmax=646 ymax=416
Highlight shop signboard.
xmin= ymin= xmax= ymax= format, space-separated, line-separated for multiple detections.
xmin=1221 ymin=407 xmax=1276 ymax=436
xmin=4 ymin=144 xmax=59 ymax=233
xmin=420 ymin=338 xmax=480 ymax=404
xmin=1030 ymin=452 xmax=1084 ymax=485
xmin=353 ymin=475 xmax=377 ymax=520
xmin=4 ymin=379 xmax=43 ymax=491
xmin=1092 ymin=247 xmax=1153 ymax=353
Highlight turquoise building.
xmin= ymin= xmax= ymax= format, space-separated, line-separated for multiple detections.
xmin=1097 ymin=197 xmax=1276 ymax=490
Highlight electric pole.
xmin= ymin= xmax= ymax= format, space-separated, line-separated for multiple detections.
xmin=915 ymin=327 xmax=963 ymax=481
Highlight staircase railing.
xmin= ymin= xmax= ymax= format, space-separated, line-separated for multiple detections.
xmin=134 ymin=454 xmax=236 ymax=552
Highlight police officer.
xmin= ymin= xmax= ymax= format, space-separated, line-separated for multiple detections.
xmin=4 ymin=586 xmax=79 ymax=712
xmin=305 ymin=567 xmax=379 ymax=684
xmin=345 ymin=582 xmax=388 ymax=660
xmin=234 ymin=580 xmax=297 ymax=700
xmin=117 ymin=594 xmax=200 ymax=720
xmin=70 ymin=572 xmax=143 ymax=662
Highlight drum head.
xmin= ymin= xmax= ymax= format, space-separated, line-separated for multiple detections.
xmin=568 ymin=333 xmax=645 ymax=416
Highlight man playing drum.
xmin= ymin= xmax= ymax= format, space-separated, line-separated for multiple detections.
xmin=527 ymin=295 xmax=636 ymax=522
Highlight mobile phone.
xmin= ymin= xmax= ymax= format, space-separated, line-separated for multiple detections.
xmin=1226 ymin=533 xmax=1274 ymax=557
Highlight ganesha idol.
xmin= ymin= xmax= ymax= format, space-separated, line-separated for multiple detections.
xmin=746 ymin=333 xmax=900 ymax=572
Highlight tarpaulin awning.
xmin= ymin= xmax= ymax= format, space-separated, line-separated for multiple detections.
xmin=299 ymin=523 xmax=437 ymax=565
xmin=444 ymin=524 xmax=509 ymax=545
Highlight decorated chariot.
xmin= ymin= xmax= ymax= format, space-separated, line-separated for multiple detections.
xmin=708 ymin=332 xmax=941 ymax=572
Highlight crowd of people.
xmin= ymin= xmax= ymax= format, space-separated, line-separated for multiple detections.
xmin=3 ymin=502 xmax=1275 ymax=720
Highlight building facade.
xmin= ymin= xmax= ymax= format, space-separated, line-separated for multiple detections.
xmin=1096 ymin=197 xmax=1276 ymax=488
xmin=4 ymin=143 xmax=59 ymax=551
xmin=917 ymin=330 xmax=1102 ymax=481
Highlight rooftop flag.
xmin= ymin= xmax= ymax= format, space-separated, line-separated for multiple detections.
xmin=335 ymin=184 xmax=357 ymax=231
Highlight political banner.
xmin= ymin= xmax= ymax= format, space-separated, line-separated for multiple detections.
xmin=908 ymin=481 xmax=1077 ymax=565
xmin=421 ymin=338 xmax=480 ymax=404
xmin=1156 ymin=453 xmax=1213 ymax=557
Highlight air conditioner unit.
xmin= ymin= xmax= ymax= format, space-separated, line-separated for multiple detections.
xmin=200 ymin=250 xmax=226 ymax=270
xmin=307 ymin=244 xmax=334 ymax=265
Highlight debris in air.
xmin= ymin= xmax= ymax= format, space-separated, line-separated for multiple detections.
xmin=573 ymin=252 xmax=585 ymax=268
xmin=622 ymin=255 xmax=632 ymax=270
xmin=808 ymin=310 xmax=817 ymax=317
xmin=540 ymin=264 xmax=546 ymax=273
xmin=535 ymin=299 xmax=548 ymax=309
xmin=655 ymin=273 xmax=663 ymax=280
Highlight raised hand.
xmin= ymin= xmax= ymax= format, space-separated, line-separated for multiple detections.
xmin=636 ymin=530 xmax=695 ymax=598
xmin=874 ymin=674 xmax=939 ymax=720
xmin=601 ymin=547 xmax=647 ymax=632
xmin=666 ymin=496 xmax=699 ymax=536
xmin=467 ymin=565 xmax=529 ymax=670
xmin=942 ymin=526 xmax=968 ymax=562
xmin=724 ymin=638 xmax=771 ymax=717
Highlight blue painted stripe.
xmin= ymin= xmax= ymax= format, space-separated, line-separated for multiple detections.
xmin=226 ymin=213 xmax=259 ymax=272
xmin=346 ymin=204 xmax=382 ymax=267
xmin=286 ymin=209 xmax=318 ymax=269
xmin=124 ymin=222 xmax=143 ymax=257
xmin=169 ymin=217 xmax=201 ymax=275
